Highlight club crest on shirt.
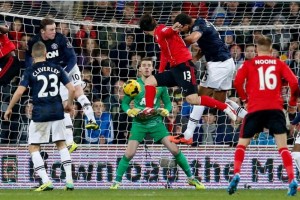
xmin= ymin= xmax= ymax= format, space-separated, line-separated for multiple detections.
xmin=51 ymin=43 xmax=58 ymax=50
xmin=193 ymin=26 xmax=199 ymax=31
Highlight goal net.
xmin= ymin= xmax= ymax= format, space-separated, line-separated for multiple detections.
xmin=0 ymin=1 xmax=299 ymax=189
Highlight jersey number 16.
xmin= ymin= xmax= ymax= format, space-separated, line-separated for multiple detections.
xmin=258 ymin=66 xmax=277 ymax=90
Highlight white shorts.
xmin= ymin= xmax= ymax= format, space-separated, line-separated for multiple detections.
xmin=295 ymin=133 xmax=300 ymax=145
xmin=200 ymin=58 xmax=235 ymax=90
xmin=28 ymin=120 xmax=66 ymax=144
xmin=60 ymin=64 xmax=82 ymax=101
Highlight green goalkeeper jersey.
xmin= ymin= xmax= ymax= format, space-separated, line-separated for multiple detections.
xmin=121 ymin=78 xmax=172 ymax=127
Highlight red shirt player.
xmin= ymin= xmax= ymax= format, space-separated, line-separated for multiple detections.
xmin=228 ymin=36 xmax=299 ymax=196
xmin=138 ymin=14 xmax=236 ymax=144
xmin=0 ymin=21 xmax=20 ymax=86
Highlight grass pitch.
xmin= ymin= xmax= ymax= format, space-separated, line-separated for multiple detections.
xmin=0 ymin=189 xmax=296 ymax=200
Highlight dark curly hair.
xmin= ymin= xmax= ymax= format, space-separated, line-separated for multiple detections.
xmin=174 ymin=13 xmax=192 ymax=26
xmin=139 ymin=14 xmax=157 ymax=31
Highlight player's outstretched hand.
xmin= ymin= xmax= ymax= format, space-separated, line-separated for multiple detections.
xmin=157 ymin=108 xmax=169 ymax=117
xmin=127 ymin=108 xmax=141 ymax=117
xmin=4 ymin=109 xmax=12 ymax=121
xmin=64 ymin=104 xmax=73 ymax=113
xmin=172 ymin=22 xmax=182 ymax=32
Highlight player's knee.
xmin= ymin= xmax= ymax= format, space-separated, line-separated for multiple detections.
xmin=29 ymin=145 xmax=40 ymax=153
xmin=185 ymin=94 xmax=198 ymax=105
xmin=55 ymin=140 xmax=67 ymax=150
xmin=74 ymin=85 xmax=84 ymax=97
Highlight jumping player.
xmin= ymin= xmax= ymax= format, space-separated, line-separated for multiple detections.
xmin=138 ymin=14 xmax=237 ymax=126
xmin=25 ymin=18 xmax=98 ymax=153
xmin=170 ymin=13 xmax=247 ymax=144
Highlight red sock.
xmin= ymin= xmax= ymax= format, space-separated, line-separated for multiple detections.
xmin=234 ymin=145 xmax=246 ymax=174
xmin=279 ymin=147 xmax=294 ymax=183
xmin=145 ymin=85 xmax=156 ymax=108
xmin=200 ymin=96 xmax=227 ymax=110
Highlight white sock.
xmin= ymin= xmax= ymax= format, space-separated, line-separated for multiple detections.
xmin=59 ymin=148 xmax=73 ymax=183
xmin=184 ymin=106 xmax=205 ymax=140
xmin=225 ymin=99 xmax=247 ymax=118
xmin=292 ymin=152 xmax=300 ymax=172
xmin=64 ymin=113 xmax=74 ymax=145
xmin=31 ymin=151 xmax=50 ymax=184
xmin=77 ymin=95 xmax=95 ymax=122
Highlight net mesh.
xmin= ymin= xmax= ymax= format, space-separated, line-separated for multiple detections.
xmin=0 ymin=1 xmax=299 ymax=189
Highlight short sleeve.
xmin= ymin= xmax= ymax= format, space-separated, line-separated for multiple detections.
xmin=19 ymin=68 xmax=31 ymax=88
xmin=192 ymin=20 xmax=205 ymax=34
xmin=59 ymin=66 xmax=71 ymax=85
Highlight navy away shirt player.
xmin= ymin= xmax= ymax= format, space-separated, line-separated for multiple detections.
xmin=20 ymin=61 xmax=70 ymax=122
xmin=191 ymin=18 xmax=231 ymax=62
xmin=25 ymin=32 xmax=76 ymax=73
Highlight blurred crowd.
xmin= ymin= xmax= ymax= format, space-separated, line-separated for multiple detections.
xmin=0 ymin=1 xmax=300 ymax=146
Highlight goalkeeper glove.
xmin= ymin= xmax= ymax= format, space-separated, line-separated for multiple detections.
xmin=126 ymin=108 xmax=141 ymax=117
xmin=157 ymin=108 xmax=169 ymax=117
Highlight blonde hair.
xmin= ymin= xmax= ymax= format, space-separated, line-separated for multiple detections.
xmin=32 ymin=41 xmax=46 ymax=58
xmin=256 ymin=36 xmax=272 ymax=52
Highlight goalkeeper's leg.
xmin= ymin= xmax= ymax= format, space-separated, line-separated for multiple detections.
xmin=29 ymin=145 xmax=53 ymax=191
xmin=110 ymin=140 xmax=140 ymax=189
xmin=161 ymin=137 xmax=205 ymax=189
xmin=55 ymin=141 xmax=74 ymax=191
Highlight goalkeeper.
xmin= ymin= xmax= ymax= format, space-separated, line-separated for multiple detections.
xmin=110 ymin=57 xmax=205 ymax=189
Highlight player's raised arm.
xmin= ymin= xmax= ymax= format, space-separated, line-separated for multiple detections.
xmin=185 ymin=32 xmax=202 ymax=45
xmin=174 ymin=13 xmax=202 ymax=45
xmin=160 ymin=23 xmax=181 ymax=38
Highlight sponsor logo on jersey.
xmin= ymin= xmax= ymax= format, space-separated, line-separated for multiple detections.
xmin=51 ymin=43 xmax=58 ymax=50
xmin=46 ymin=50 xmax=59 ymax=59
xmin=67 ymin=41 xmax=73 ymax=48
xmin=162 ymin=27 xmax=168 ymax=32
xmin=140 ymin=98 xmax=157 ymax=106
